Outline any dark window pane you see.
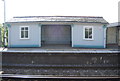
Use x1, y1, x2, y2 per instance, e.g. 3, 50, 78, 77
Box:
89, 28, 92, 38
21, 28, 24, 30
89, 34, 92, 38
25, 31, 28, 38
21, 31, 24, 38
85, 28, 89, 32
25, 27, 28, 30
90, 28, 92, 30
85, 29, 88, 38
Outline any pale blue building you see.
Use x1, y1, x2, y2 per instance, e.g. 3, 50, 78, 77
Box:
6, 16, 108, 48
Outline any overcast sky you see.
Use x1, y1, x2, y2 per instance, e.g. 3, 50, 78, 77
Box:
0, 0, 119, 23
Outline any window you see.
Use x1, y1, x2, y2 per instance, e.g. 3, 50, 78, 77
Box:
83, 26, 93, 40
20, 26, 29, 39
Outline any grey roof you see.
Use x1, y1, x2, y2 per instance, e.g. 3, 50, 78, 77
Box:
6, 16, 108, 24
107, 22, 120, 27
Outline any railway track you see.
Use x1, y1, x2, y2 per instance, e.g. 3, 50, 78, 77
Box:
1, 51, 120, 80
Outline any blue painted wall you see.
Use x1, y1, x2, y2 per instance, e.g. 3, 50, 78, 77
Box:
72, 23, 105, 48
8, 22, 106, 48
8, 23, 41, 47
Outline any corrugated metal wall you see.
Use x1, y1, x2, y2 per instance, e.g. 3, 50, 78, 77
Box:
41, 25, 71, 45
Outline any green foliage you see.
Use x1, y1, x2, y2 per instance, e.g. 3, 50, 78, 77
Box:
0, 24, 3, 47
0, 24, 2, 47
0, 24, 6, 47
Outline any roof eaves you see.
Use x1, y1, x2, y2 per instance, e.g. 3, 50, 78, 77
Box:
6, 21, 108, 24
107, 22, 120, 27
13, 16, 103, 18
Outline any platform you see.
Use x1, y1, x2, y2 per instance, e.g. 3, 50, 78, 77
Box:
0, 44, 120, 53
1, 45, 120, 79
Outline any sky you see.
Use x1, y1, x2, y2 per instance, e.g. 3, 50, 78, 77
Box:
0, 0, 120, 24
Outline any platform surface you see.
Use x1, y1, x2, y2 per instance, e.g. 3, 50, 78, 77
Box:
0, 45, 120, 53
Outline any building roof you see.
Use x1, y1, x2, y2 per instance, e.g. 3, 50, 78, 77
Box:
107, 22, 120, 27
6, 16, 108, 24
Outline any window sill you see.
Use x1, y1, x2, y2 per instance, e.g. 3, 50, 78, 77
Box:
20, 38, 30, 40
83, 39, 94, 41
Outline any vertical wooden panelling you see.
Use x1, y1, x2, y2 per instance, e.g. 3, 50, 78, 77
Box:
107, 27, 117, 44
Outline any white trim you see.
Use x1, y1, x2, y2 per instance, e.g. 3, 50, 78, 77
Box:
104, 27, 107, 48
19, 26, 30, 39
83, 26, 94, 40
39, 25, 41, 47
71, 25, 74, 47
8, 27, 10, 47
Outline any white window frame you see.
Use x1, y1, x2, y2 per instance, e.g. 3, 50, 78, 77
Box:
20, 26, 30, 39
83, 26, 94, 40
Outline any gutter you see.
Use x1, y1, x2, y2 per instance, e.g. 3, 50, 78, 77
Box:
5, 21, 108, 24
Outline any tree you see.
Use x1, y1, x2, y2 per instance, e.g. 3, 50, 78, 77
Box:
0, 24, 2, 47
0, 24, 5, 47
0, 26, 1, 46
